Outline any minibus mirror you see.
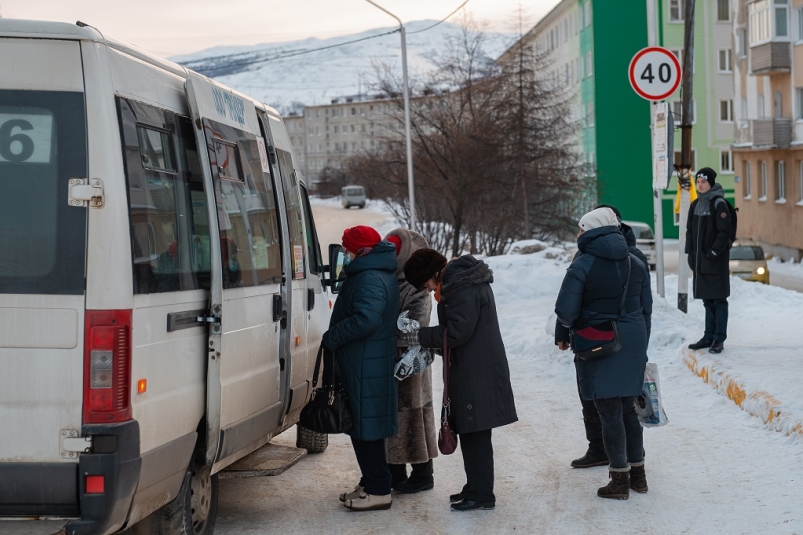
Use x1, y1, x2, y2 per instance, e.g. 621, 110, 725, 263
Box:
327, 244, 347, 294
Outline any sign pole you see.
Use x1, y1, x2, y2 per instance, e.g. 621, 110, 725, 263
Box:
646, 0, 665, 298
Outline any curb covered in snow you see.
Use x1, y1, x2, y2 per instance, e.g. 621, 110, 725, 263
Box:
683, 348, 803, 440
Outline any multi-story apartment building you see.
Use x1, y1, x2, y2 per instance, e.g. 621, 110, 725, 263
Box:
498, 0, 735, 238
283, 96, 401, 189
732, 0, 803, 261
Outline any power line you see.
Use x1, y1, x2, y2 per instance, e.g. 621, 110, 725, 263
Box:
408, 0, 471, 34
185, 1, 472, 76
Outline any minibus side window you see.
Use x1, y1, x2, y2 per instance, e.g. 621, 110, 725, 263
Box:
203, 118, 282, 288
300, 185, 323, 274
118, 98, 211, 294
277, 149, 306, 280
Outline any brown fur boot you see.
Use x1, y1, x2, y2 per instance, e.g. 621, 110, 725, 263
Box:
597, 469, 630, 500
629, 462, 648, 493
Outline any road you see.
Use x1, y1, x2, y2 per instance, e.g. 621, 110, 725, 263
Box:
310, 201, 396, 263
656, 240, 803, 293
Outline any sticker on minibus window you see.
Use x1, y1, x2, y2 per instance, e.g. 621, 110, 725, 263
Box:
256, 136, 270, 173
0, 112, 53, 164
293, 244, 305, 279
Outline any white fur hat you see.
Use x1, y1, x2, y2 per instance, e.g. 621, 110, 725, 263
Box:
578, 207, 620, 231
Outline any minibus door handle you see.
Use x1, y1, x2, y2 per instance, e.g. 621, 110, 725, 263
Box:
307, 288, 315, 311
272, 294, 287, 328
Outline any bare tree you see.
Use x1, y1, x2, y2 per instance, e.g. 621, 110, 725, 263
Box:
348, 16, 590, 255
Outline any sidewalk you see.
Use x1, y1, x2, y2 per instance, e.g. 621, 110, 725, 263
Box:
657, 273, 803, 443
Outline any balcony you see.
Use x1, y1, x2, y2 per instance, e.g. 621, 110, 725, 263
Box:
751, 118, 792, 148
750, 42, 791, 75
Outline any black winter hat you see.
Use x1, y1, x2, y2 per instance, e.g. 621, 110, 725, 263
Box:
696, 167, 717, 187
404, 248, 447, 290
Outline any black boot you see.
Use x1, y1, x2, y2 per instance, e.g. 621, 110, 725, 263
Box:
629, 462, 648, 493
709, 341, 724, 354
395, 460, 434, 494
388, 463, 408, 490
571, 448, 609, 468
689, 338, 713, 350
597, 470, 630, 500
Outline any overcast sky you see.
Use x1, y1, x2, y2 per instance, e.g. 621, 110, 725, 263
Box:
0, 0, 561, 57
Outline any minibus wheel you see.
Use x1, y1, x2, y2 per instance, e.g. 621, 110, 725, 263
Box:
150, 450, 219, 534
296, 425, 329, 453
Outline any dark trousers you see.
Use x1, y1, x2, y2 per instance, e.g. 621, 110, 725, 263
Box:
351, 437, 391, 496
703, 298, 729, 342
594, 397, 644, 470
459, 429, 495, 503
580, 397, 606, 455
388, 460, 433, 486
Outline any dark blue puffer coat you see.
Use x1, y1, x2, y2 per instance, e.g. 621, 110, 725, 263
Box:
322, 241, 400, 441
555, 226, 652, 400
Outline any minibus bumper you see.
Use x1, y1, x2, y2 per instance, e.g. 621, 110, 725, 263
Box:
0, 421, 141, 535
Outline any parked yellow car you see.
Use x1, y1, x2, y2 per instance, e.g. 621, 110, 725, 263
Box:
729, 240, 770, 284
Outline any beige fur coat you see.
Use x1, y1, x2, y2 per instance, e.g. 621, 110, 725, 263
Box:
385, 228, 438, 465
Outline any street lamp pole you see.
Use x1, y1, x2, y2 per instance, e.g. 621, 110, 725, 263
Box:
365, 0, 416, 231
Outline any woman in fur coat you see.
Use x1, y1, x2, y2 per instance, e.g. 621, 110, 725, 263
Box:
384, 229, 438, 493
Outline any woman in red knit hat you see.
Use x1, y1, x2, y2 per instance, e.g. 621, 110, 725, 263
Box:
324, 225, 401, 511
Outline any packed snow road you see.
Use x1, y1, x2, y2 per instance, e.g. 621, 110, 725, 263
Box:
211, 211, 802, 534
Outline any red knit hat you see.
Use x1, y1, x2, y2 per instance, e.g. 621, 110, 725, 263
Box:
342, 225, 381, 253
386, 235, 402, 256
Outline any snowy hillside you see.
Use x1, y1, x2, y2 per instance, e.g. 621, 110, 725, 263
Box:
171, 20, 513, 114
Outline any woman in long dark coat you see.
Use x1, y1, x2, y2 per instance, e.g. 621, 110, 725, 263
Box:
555, 207, 652, 500
322, 225, 400, 511
404, 250, 517, 512
384, 229, 438, 493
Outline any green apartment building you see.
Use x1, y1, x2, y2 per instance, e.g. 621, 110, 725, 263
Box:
501, 0, 735, 238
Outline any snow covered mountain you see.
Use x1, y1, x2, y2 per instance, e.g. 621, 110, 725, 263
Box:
172, 21, 513, 114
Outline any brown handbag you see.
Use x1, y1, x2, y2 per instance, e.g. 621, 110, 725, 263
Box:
438, 329, 458, 455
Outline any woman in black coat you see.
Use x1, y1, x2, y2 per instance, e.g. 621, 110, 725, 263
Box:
555, 207, 652, 500
404, 250, 517, 512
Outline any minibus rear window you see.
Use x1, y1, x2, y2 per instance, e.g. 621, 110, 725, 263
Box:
0, 90, 87, 295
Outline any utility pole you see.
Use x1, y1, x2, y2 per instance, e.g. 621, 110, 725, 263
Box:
677, 0, 695, 313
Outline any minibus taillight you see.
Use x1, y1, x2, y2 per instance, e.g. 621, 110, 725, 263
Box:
83, 310, 132, 424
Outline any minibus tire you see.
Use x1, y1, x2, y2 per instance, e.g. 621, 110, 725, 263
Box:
149, 453, 218, 535
296, 425, 329, 453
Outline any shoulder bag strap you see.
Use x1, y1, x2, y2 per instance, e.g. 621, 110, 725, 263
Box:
442, 329, 450, 405
617, 256, 632, 320
311, 345, 325, 388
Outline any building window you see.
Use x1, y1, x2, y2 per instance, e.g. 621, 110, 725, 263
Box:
718, 49, 733, 72
797, 7, 803, 40
586, 51, 593, 77
744, 161, 752, 198
670, 0, 683, 22
584, 1, 591, 27
796, 88, 803, 120
776, 160, 787, 201
798, 161, 803, 202
740, 97, 749, 127
776, 0, 789, 37
721, 150, 733, 173
720, 100, 734, 122
672, 99, 696, 123
737, 28, 748, 57
587, 101, 595, 127
750, 0, 772, 44
760, 160, 768, 199
757, 94, 766, 118
717, 0, 730, 21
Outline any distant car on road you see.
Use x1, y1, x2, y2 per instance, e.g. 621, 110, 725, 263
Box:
622, 220, 656, 270
342, 185, 366, 209
729, 240, 770, 284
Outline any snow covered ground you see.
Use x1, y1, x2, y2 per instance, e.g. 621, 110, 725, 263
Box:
210, 207, 803, 534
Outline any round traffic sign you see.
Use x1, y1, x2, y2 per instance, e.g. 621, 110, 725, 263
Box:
629, 47, 682, 101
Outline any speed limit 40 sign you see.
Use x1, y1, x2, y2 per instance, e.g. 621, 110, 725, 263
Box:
629, 47, 682, 101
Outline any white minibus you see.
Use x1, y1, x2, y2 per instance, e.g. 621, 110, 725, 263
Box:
0, 19, 341, 535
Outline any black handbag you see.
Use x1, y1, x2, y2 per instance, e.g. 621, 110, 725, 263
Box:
299, 345, 353, 434
571, 256, 632, 361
